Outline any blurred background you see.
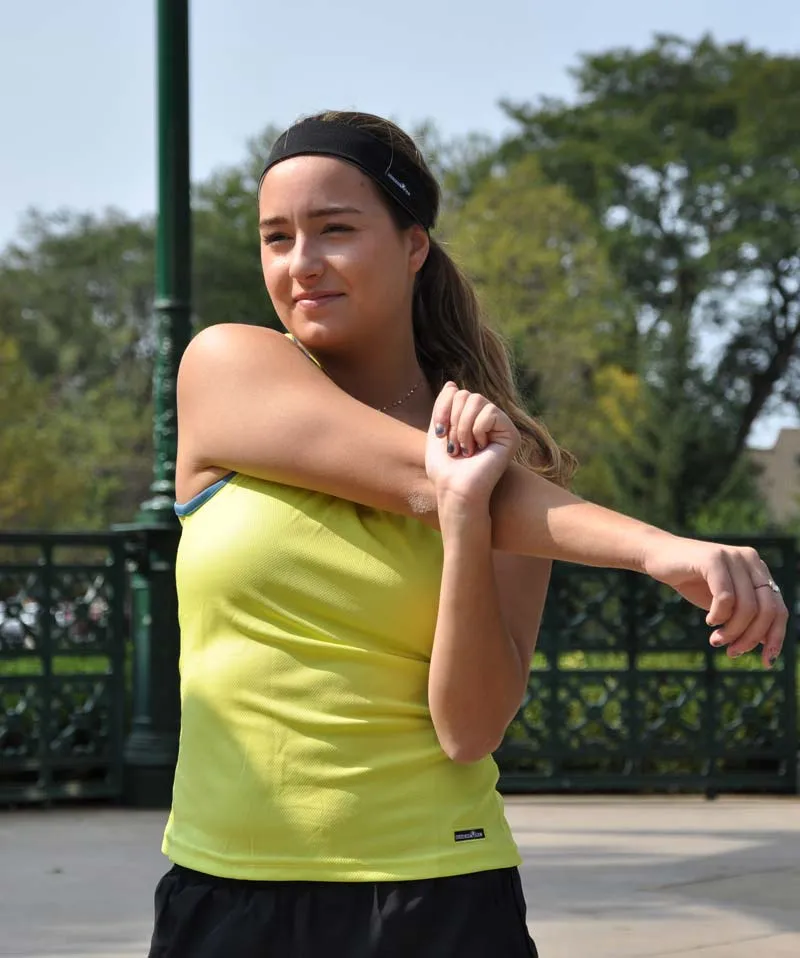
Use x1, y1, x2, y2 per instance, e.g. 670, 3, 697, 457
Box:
2, 0, 799, 533
0, 1, 798, 807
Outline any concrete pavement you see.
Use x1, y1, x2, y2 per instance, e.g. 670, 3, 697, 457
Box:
0, 796, 797, 957
510, 796, 800, 957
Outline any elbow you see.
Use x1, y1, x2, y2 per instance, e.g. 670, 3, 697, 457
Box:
430, 697, 519, 765
407, 477, 439, 528
437, 730, 504, 765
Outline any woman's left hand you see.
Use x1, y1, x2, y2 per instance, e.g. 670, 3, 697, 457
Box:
643, 537, 789, 668
425, 382, 520, 506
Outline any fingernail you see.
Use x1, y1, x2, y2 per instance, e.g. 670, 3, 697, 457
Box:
460, 445, 470, 457
447, 442, 455, 455
769, 653, 779, 666
435, 424, 446, 437
731, 650, 744, 658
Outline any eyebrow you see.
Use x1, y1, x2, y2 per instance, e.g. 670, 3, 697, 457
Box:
259, 206, 364, 228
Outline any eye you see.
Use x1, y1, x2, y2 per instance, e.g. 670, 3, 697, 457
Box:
322, 223, 354, 234
262, 232, 290, 246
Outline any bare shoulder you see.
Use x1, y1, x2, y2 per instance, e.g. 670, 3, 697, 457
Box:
175, 324, 327, 497
177, 323, 326, 425
179, 323, 303, 381
173, 322, 433, 521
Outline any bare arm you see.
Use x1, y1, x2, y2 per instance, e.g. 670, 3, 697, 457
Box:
428, 493, 551, 763
179, 323, 659, 566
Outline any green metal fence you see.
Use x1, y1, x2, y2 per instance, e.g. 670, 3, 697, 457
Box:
497, 537, 798, 793
0, 532, 796, 803
0, 533, 128, 804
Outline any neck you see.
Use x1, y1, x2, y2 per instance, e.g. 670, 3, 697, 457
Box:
315, 327, 432, 424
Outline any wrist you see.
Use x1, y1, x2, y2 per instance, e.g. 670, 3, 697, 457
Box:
639, 527, 682, 576
436, 490, 492, 536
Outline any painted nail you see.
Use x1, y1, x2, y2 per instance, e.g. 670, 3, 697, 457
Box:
447, 442, 455, 455
769, 653, 779, 666
435, 424, 446, 437
460, 445, 470, 457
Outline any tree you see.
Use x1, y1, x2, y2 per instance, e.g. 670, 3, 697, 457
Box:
500, 34, 799, 529
0, 333, 128, 529
444, 155, 639, 500
0, 211, 157, 527
193, 127, 281, 332
0, 209, 156, 396
410, 121, 502, 213
0, 132, 283, 530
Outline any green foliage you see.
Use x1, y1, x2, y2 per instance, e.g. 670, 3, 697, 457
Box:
0, 212, 156, 528
0, 209, 156, 394
193, 127, 282, 332
0, 334, 85, 528
0, 129, 284, 530
410, 121, 502, 213
443, 154, 639, 501
500, 34, 800, 530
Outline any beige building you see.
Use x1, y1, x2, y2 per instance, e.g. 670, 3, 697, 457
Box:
749, 427, 800, 523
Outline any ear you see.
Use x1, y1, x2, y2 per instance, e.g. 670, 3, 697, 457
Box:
407, 224, 430, 276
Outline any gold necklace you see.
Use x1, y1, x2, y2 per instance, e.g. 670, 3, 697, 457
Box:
287, 337, 424, 413
379, 376, 425, 412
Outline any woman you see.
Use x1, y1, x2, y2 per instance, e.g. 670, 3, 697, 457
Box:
148, 111, 787, 957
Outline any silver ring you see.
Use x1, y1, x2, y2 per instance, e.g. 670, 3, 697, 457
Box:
754, 579, 781, 595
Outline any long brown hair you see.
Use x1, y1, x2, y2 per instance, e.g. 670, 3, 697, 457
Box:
307, 110, 577, 487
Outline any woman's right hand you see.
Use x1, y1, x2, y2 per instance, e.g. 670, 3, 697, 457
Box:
425, 382, 520, 507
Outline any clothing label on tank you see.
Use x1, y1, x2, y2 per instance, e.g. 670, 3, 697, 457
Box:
454, 828, 486, 842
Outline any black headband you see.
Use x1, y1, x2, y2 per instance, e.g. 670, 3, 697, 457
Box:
259, 119, 437, 230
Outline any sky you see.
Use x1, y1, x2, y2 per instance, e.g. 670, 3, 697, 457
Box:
3, 0, 798, 442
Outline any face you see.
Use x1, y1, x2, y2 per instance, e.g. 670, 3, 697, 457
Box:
258, 155, 429, 354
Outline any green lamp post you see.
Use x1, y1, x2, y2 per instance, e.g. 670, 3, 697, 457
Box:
117, 0, 191, 807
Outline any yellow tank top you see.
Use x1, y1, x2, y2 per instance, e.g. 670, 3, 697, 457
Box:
163, 351, 521, 882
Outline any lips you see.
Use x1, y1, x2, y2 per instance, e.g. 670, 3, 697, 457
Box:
292, 291, 343, 305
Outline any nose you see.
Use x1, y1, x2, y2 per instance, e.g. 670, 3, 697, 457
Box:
288, 233, 324, 282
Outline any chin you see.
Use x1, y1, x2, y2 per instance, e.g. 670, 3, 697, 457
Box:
289, 317, 355, 354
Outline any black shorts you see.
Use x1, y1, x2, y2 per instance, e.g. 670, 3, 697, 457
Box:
148, 863, 538, 958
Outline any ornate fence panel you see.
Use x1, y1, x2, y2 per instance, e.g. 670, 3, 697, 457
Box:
498, 537, 798, 793
0, 533, 128, 803
0, 532, 796, 802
